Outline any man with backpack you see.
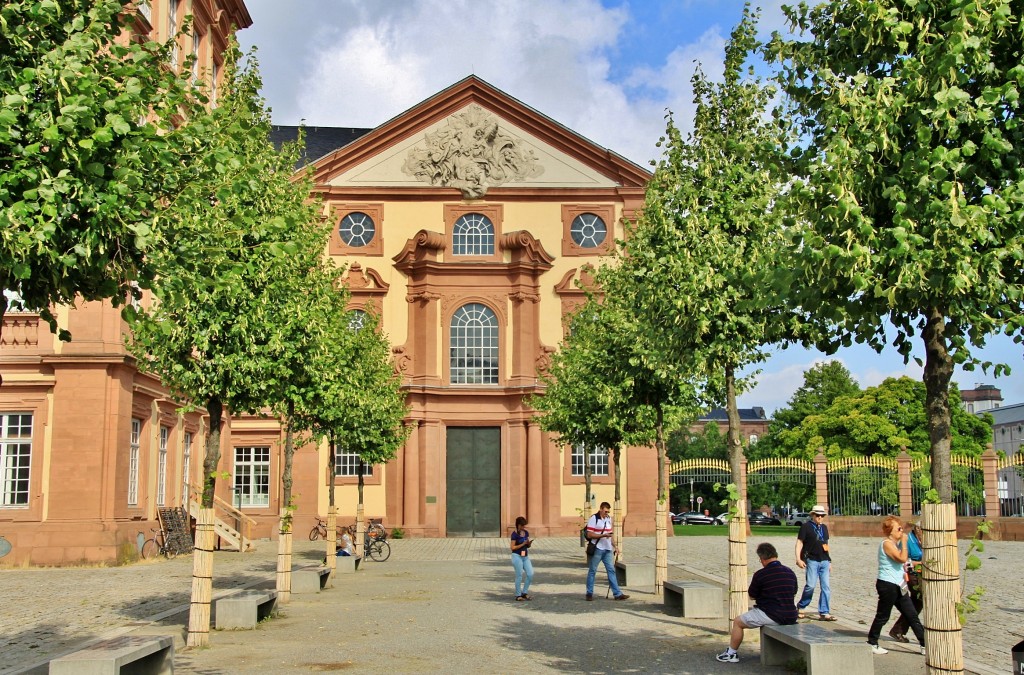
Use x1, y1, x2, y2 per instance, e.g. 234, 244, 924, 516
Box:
584, 502, 629, 601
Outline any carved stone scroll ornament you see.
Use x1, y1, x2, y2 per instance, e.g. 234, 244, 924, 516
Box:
401, 105, 544, 199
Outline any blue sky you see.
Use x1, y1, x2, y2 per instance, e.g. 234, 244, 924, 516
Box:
236, 0, 1024, 415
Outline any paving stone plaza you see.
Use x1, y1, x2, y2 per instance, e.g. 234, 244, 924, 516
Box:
0, 534, 1017, 674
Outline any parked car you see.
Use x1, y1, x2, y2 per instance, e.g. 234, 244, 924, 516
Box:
786, 511, 810, 527
749, 512, 782, 526
713, 512, 730, 525
676, 511, 715, 525
670, 512, 684, 524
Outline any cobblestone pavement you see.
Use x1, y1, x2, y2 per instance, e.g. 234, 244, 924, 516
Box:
0, 534, 1018, 673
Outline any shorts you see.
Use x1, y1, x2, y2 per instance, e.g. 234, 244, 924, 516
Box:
737, 607, 778, 628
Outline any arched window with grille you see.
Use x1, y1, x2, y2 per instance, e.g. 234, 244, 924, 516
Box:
450, 303, 499, 384
452, 213, 494, 256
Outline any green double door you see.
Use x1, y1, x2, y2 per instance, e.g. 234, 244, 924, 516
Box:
446, 427, 501, 537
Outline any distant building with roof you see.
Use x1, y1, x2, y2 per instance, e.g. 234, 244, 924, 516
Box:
960, 383, 1003, 414
691, 407, 770, 447
988, 402, 1024, 515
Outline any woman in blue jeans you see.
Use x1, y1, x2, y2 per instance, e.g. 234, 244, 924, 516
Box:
866, 516, 925, 655
510, 516, 534, 600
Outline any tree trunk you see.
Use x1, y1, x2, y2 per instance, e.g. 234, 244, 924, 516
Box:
188, 398, 223, 646
276, 406, 296, 602
655, 405, 668, 597
922, 502, 961, 674
356, 460, 365, 558
725, 364, 748, 623
200, 397, 223, 508
186, 508, 215, 647
613, 447, 623, 561
922, 308, 954, 503
326, 433, 337, 582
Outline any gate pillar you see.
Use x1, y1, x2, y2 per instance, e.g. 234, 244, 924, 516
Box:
813, 452, 828, 512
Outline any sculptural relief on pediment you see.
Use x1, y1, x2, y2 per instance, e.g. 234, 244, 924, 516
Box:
401, 105, 544, 198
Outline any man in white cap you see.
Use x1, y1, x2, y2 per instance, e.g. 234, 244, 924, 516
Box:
794, 504, 835, 621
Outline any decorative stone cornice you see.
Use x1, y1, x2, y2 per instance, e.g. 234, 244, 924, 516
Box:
393, 230, 447, 268
500, 230, 555, 266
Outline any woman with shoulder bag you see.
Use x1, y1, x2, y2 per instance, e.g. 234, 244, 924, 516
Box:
889, 522, 924, 642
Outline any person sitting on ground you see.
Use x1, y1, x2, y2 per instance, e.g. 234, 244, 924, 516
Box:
717, 542, 798, 664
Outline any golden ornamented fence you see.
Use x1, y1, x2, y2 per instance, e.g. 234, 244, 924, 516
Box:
670, 447, 1010, 531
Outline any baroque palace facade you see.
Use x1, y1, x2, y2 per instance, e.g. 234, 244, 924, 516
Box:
1, 10, 664, 564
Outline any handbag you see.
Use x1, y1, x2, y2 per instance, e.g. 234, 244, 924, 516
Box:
586, 539, 597, 557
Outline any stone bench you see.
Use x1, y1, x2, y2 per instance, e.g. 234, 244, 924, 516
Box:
293, 565, 333, 593
49, 634, 173, 674
662, 580, 723, 618
761, 623, 873, 675
614, 560, 655, 587
334, 554, 360, 574
215, 589, 278, 630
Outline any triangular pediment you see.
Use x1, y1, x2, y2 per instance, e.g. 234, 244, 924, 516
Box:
310, 76, 649, 194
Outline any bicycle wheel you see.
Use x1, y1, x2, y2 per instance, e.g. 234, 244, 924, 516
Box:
367, 540, 391, 562
309, 525, 323, 541
140, 538, 159, 560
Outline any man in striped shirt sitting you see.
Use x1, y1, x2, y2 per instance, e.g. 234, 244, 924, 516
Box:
717, 542, 798, 663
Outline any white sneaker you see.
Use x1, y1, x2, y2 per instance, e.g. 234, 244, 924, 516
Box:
716, 650, 739, 663
870, 644, 888, 655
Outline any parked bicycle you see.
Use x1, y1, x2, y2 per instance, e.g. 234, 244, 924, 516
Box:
140, 527, 177, 559
309, 516, 348, 541
362, 528, 391, 562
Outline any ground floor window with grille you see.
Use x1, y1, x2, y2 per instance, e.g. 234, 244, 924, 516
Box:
335, 446, 372, 477
571, 443, 608, 476
128, 418, 141, 506
1, 413, 32, 506
234, 446, 270, 507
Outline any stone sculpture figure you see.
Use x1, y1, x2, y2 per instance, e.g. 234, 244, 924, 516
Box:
402, 105, 543, 198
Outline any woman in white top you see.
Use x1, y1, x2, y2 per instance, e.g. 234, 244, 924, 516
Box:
866, 515, 925, 655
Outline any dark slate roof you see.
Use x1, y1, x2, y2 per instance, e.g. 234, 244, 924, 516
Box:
269, 125, 373, 169
699, 407, 768, 422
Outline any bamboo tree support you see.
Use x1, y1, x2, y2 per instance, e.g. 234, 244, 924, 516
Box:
355, 504, 365, 559
613, 500, 623, 562
728, 501, 749, 623
325, 507, 337, 587
655, 498, 668, 597
275, 509, 292, 604
186, 508, 215, 647
922, 503, 963, 674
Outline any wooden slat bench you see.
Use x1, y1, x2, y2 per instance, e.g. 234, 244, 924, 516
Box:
215, 589, 278, 630
49, 634, 173, 674
761, 623, 873, 675
662, 580, 723, 618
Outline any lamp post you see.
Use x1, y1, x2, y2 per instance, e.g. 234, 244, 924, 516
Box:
689, 479, 694, 512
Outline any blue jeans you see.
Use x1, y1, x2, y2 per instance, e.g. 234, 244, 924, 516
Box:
586, 548, 623, 597
797, 559, 831, 615
511, 554, 533, 596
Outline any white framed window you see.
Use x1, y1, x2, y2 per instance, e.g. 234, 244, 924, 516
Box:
128, 419, 141, 506
452, 213, 494, 255
347, 309, 367, 331
157, 426, 169, 506
749, 434, 759, 445
571, 443, 608, 477
182, 431, 193, 498
339, 212, 376, 247
137, 0, 151, 22
0, 413, 32, 507
234, 446, 270, 507
334, 446, 372, 477
450, 303, 498, 384
190, 32, 200, 84
211, 61, 219, 107
168, 0, 179, 69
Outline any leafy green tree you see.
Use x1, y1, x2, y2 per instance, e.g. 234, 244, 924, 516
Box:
127, 46, 324, 645
602, 7, 791, 617
1, 0, 196, 342
668, 423, 728, 463
769, 361, 861, 432
765, 0, 1024, 504
776, 377, 991, 461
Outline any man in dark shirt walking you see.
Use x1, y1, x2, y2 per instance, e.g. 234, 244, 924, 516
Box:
717, 542, 798, 664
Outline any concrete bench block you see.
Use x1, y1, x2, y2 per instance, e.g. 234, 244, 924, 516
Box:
215, 590, 278, 630
49, 634, 173, 675
334, 555, 360, 574
293, 566, 332, 593
761, 623, 873, 675
614, 561, 655, 587
663, 580, 723, 618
